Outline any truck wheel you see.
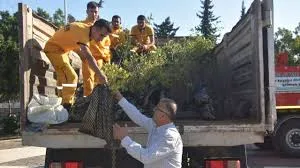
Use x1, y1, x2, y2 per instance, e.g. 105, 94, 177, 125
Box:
276, 119, 300, 157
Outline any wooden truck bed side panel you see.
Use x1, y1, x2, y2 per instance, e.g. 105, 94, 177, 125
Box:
213, 0, 265, 124
18, 3, 82, 131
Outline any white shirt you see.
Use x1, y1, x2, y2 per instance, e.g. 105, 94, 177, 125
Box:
119, 98, 183, 168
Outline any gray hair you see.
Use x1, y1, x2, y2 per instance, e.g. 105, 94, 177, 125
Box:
159, 98, 177, 121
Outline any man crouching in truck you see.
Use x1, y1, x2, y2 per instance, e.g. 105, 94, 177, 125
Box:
43, 19, 111, 110
113, 91, 183, 168
130, 15, 157, 54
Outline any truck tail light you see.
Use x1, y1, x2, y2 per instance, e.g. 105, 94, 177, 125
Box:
50, 161, 83, 168
65, 162, 83, 168
205, 160, 240, 168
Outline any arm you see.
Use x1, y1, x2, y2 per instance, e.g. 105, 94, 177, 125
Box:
130, 27, 139, 46
131, 36, 139, 46
79, 44, 107, 83
147, 35, 155, 48
73, 48, 85, 61
143, 27, 155, 49
121, 133, 176, 164
115, 92, 153, 131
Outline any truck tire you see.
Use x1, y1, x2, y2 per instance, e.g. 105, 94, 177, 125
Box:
275, 119, 300, 157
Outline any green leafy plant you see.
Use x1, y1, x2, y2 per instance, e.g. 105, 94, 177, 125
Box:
2, 114, 19, 134
103, 36, 215, 108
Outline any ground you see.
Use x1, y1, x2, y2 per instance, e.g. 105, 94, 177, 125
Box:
0, 139, 299, 168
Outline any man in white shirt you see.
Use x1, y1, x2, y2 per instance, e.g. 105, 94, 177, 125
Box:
113, 92, 183, 168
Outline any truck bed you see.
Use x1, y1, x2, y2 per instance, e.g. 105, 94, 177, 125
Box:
19, 0, 276, 148
23, 120, 265, 148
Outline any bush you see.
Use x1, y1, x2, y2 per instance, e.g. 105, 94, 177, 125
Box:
102, 36, 215, 108
2, 114, 19, 134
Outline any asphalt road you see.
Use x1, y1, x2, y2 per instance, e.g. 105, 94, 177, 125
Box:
0, 139, 299, 168
246, 144, 300, 168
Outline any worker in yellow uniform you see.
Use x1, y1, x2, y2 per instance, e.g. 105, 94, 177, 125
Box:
81, 37, 111, 97
43, 19, 111, 110
109, 15, 126, 64
130, 15, 156, 54
110, 15, 126, 50
76, 1, 112, 97
81, 1, 99, 25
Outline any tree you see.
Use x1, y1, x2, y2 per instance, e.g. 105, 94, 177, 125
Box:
294, 22, 300, 36
53, 9, 65, 28
154, 17, 179, 38
241, 0, 246, 19
68, 14, 76, 23
36, 7, 52, 22
195, 0, 220, 41
0, 11, 19, 102
275, 28, 294, 54
0, 11, 18, 42
293, 36, 300, 57
274, 27, 300, 65
99, 0, 104, 8
146, 13, 154, 26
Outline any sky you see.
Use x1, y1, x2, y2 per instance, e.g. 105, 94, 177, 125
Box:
0, 0, 300, 39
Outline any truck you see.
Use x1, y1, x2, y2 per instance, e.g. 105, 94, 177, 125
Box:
255, 52, 300, 157
18, 0, 276, 167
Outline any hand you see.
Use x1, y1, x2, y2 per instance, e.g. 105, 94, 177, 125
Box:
142, 45, 149, 50
113, 91, 123, 101
113, 123, 128, 140
137, 43, 143, 50
99, 73, 108, 84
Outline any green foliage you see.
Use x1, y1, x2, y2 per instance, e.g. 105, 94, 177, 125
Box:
293, 36, 300, 56
68, 14, 76, 23
275, 25, 300, 65
146, 13, 154, 26
241, 0, 246, 19
154, 17, 180, 38
53, 9, 65, 28
0, 11, 18, 42
0, 11, 19, 102
294, 22, 300, 36
99, 0, 104, 8
275, 28, 294, 54
103, 36, 214, 104
2, 114, 19, 134
195, 0, 220, 41
35, 8, 76, 26
36, 7, 52, 22
102, 63, 130, 93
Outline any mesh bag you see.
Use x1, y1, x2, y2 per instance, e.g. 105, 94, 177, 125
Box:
70, 96, 91, 121
78, 84, 114, 143
79, 84, 120, 168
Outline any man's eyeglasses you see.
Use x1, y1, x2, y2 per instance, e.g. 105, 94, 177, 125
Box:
153, 106, 170, 118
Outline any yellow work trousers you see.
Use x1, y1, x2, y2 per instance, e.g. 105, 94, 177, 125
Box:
44, 43, 78, 104
82, 58, 104, 97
